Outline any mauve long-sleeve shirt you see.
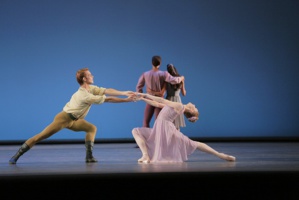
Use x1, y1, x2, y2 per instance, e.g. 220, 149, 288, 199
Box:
136, 70, 182, 94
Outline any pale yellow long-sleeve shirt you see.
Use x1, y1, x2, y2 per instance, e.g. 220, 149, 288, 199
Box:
63, 85, 106, 119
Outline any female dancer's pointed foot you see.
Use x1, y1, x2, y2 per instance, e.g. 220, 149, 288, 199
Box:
138, 154, 150, 163
219, 153, 236, 162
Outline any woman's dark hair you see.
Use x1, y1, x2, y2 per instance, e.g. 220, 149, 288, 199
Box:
167, 64, 182, 91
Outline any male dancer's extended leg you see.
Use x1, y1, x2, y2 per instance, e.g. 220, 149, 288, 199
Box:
9, 112, 70, 164
68, 119, 98, 163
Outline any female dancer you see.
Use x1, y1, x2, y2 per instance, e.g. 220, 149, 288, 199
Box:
132, 93, 236, 163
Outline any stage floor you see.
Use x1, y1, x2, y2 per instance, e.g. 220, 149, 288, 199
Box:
1, 142, 299, 175
1, 142, 299, 199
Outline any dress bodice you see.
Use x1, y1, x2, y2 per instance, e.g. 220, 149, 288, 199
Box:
157, 105, 184, 123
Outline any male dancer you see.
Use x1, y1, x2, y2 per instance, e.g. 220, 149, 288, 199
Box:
9, 68, 135, 164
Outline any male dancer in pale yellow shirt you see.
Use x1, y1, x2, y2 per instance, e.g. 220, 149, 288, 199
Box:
9, 67, 135, 164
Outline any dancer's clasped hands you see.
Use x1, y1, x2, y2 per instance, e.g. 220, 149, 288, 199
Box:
132, 92, 147, 102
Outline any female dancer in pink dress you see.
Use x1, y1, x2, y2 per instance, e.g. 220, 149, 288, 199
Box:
132, 93, 236, 163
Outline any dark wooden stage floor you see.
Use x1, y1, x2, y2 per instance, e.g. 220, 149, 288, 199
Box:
1, 141, 299, 199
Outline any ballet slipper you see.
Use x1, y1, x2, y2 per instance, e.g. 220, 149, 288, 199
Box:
227, 155, 236, 162
138, 154, 150, 163
219, 153, 236, 162
142, 159, 150, 163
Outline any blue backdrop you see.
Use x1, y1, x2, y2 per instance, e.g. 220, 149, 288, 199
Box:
1, 0, 298, 142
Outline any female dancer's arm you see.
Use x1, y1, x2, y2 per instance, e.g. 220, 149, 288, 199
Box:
137, 93, 180, 109
138, 97, 164, 108
181, 80, 186, 96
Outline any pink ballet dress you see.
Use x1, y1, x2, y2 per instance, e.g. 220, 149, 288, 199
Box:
134, 105, 198, 162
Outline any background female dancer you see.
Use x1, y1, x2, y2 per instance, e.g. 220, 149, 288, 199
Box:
165, 63, 187, 130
